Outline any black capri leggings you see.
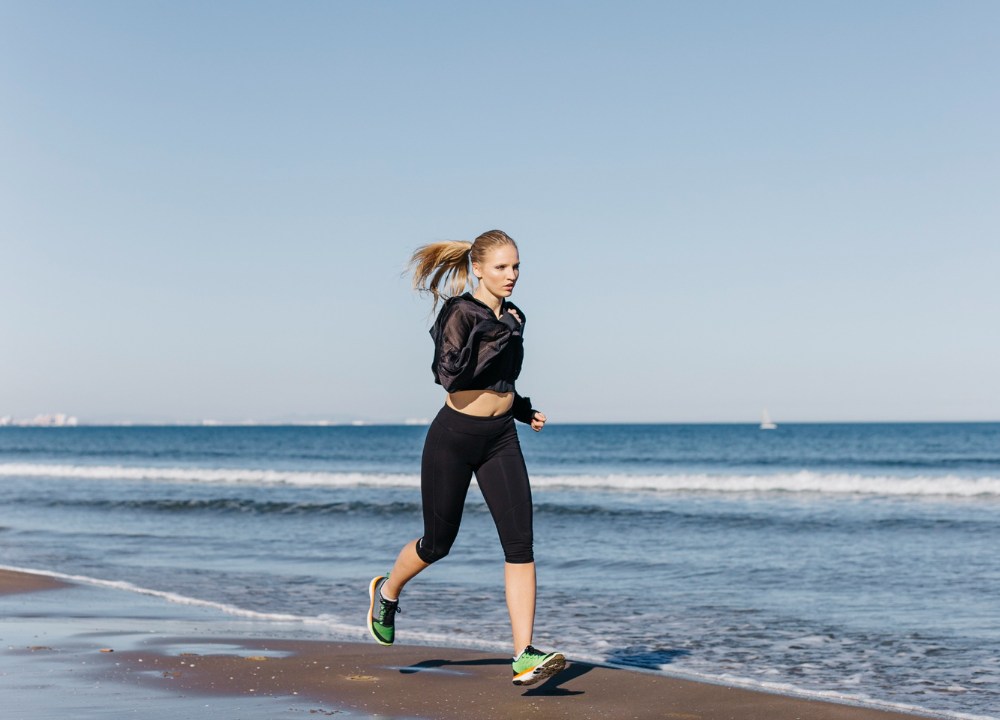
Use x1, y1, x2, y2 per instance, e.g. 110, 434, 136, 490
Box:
415, 404, 534, 565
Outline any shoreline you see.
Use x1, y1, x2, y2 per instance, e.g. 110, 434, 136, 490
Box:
0, 568, 940, 720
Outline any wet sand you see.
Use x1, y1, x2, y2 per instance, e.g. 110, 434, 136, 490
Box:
1, 569, 934, 720
0, 568, 68, 595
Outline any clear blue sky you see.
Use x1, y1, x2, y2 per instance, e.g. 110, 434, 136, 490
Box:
2, 1, 997, 424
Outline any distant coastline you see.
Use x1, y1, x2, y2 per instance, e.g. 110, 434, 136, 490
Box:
0, 416, 432, 428
0, 413, 78, 427
2, 418, 997, 427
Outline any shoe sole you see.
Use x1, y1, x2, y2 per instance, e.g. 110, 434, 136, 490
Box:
512, 653, 566, 686
367, 575, 393, 646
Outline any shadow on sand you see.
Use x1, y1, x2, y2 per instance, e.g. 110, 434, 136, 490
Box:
397, 655, 594, 697
398, 656, 510, 674
397, 645, 689, 691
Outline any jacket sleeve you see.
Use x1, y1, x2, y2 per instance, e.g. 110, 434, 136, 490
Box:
433, 303, 522, 392
512, 393, 535, 424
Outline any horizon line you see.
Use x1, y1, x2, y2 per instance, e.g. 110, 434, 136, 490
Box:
2, 419, 998, 428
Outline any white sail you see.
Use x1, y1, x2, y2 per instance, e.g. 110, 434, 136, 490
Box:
760, 408, 777, 430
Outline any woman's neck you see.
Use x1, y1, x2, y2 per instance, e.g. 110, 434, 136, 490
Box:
473, 286, 503, 317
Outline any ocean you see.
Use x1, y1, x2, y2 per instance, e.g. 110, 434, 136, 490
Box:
1, 422, 998, 719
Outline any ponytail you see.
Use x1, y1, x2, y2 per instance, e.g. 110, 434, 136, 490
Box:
408, 241, 474, 310
408, 230, 518, 310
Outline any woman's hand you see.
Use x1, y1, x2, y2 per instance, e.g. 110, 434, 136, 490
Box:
530, 411, 547, 432
506, 308, 522, 325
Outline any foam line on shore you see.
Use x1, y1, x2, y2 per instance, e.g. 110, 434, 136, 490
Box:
0, 563, 511, 653
0, 563, 517, 660
0, 563, 356, 637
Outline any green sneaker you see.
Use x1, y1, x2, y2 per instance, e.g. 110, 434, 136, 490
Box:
511, 645, 566, 686
367, 575, 399, 646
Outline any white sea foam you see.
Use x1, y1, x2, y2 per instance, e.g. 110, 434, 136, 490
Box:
531, 471, 1000, 497
0, 463, 418, 488
2, 462, 999, 497
0, 563, 361, 637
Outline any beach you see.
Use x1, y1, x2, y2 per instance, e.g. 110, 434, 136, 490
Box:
2, 423, 997, 719
6, 0, 998, 715
2, 568, 936, 720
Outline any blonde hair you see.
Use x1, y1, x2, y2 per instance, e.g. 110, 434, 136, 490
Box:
409, 230, 517, 309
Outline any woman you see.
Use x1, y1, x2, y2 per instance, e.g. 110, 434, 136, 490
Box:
366, 229, 565, 687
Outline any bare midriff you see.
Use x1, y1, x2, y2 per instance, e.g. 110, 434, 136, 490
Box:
446, 389, 514, 417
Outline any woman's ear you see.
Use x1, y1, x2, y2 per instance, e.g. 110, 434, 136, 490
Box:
471, 262, 482, 280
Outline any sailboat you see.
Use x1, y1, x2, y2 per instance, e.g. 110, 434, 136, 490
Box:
760, 408, 777, 430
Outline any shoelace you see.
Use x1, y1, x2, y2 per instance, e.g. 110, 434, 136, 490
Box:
517, 645, 545, 663
378, 596, 401, 623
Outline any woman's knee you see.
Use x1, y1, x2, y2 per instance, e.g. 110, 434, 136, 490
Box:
415, 536, 452, 564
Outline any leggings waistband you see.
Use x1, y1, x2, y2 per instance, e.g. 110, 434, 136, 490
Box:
435, 403, 514, 435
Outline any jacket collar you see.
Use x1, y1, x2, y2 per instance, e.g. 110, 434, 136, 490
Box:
459, 292, 505, 317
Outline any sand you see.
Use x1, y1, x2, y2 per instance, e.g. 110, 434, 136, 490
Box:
1, 569, 934, 720
0, 568, 68, 595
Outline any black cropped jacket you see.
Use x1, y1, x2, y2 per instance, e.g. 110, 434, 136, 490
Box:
430, 293, 536, 424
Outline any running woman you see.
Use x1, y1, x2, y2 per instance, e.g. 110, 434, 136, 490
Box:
366, 229, 566, 687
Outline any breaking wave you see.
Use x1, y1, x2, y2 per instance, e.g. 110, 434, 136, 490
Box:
2, 462, 998, 497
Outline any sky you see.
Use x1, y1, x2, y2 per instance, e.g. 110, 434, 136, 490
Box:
1, 1, 997, 424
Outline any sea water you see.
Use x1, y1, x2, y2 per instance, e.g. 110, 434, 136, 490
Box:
1, 422, 998, 719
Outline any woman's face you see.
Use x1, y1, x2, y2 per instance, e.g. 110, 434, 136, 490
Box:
473, 244, 520, 299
